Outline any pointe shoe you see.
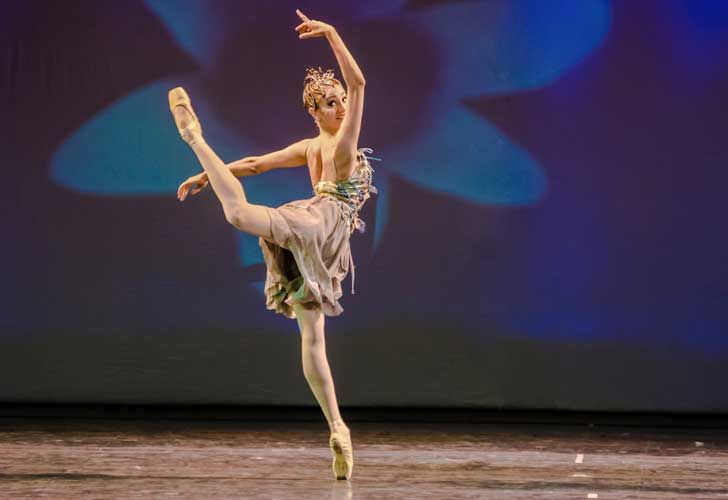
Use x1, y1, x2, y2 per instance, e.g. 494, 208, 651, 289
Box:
329, 426, 353, 480
168, 86, 202, 144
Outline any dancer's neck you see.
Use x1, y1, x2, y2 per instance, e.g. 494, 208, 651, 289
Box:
318, 129, 338, 140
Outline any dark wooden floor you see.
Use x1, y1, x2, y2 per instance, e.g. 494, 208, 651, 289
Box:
1, 410, 728, 499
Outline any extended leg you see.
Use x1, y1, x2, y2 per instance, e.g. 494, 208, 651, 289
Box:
173, 106, 272, 239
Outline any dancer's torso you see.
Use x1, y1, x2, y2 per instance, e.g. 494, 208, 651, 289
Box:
305, 137, 357, 186
312, 146, 376, 234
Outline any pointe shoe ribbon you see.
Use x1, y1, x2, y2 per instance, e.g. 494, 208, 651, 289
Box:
329, 427, 354, 480
168, 86, 202, 144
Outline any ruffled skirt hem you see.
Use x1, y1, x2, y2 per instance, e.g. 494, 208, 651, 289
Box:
258, 195, 351, 319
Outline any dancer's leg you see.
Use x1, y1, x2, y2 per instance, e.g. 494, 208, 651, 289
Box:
174, 107, 272, 239
294, 305, 354, 480
293, 304, 348, 433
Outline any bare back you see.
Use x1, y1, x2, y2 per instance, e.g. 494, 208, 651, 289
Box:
305, 137, 357, 187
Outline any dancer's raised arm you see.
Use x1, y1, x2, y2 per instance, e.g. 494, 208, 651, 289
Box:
296, 10, 365, 158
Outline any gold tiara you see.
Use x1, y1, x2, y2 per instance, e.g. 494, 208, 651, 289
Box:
302, 67, 339, 109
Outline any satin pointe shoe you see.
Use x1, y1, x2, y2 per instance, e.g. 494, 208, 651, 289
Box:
329, 425, 354, 480
168, 86, 202, 144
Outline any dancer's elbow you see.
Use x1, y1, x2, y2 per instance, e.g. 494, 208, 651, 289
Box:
349, 76, 365, 88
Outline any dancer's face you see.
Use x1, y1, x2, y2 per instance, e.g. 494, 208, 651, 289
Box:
309, 83, 347, 133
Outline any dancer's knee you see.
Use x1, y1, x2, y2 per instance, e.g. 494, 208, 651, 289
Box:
225, 203, 262, 234
223, 203, 246, 228
225, 203, 274, 239
295, 307, 325, 342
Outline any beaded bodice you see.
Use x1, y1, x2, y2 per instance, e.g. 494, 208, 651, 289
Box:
314, 148, 378, 233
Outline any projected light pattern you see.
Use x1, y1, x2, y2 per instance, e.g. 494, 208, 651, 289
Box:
50, 79, 248, 195
41, 1, 728, 351
466, 0, 728, 347
51, 0, 609, 267
7, 0, 728, 412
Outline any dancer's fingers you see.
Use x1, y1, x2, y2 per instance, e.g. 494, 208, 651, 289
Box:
295, 22, 308, 32
296, 9, 310, 22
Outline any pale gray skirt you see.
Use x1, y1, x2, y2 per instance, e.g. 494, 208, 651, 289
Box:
259, 195, 352, 319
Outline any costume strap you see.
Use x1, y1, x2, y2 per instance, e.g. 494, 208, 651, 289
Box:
349, 251, 356, 295
358, 147, 382, 162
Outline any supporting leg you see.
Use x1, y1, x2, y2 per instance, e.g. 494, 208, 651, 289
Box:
293, 304, 346, 432
293, 304, 353, 480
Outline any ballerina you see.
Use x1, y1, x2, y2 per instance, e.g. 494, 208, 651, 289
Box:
170, 9, 374, 480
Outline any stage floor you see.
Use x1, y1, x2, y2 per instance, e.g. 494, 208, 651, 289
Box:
1, 414, 727, 499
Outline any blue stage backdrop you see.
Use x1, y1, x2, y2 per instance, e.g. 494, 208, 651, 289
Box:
3, 0, 728, 411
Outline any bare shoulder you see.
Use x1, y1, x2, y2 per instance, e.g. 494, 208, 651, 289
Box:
293, 137, 315, 154
304, 136, 318, 151
284, 137, 315, 166
303, 137, 318, 161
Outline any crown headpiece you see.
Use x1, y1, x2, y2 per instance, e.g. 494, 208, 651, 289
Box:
302, 67, 339, 109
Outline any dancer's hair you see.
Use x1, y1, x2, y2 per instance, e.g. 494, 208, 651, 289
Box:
302, 67, 342, 110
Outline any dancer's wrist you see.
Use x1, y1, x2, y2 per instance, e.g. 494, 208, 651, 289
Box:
324, 27, 339, 43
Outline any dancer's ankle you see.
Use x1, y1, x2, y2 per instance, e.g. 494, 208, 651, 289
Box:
183, 128, 203, 147
331, 419, 348, 433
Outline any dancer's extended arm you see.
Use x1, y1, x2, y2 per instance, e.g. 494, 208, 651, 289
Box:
177, 138, 311, 201
296, 10, 365, 160
228, 138, 311, 176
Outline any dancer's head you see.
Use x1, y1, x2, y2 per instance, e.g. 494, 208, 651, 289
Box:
303, 67, 346, 134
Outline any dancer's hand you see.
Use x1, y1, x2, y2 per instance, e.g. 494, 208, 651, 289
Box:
177, 172, 208, 201
295, 9, 334, 39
